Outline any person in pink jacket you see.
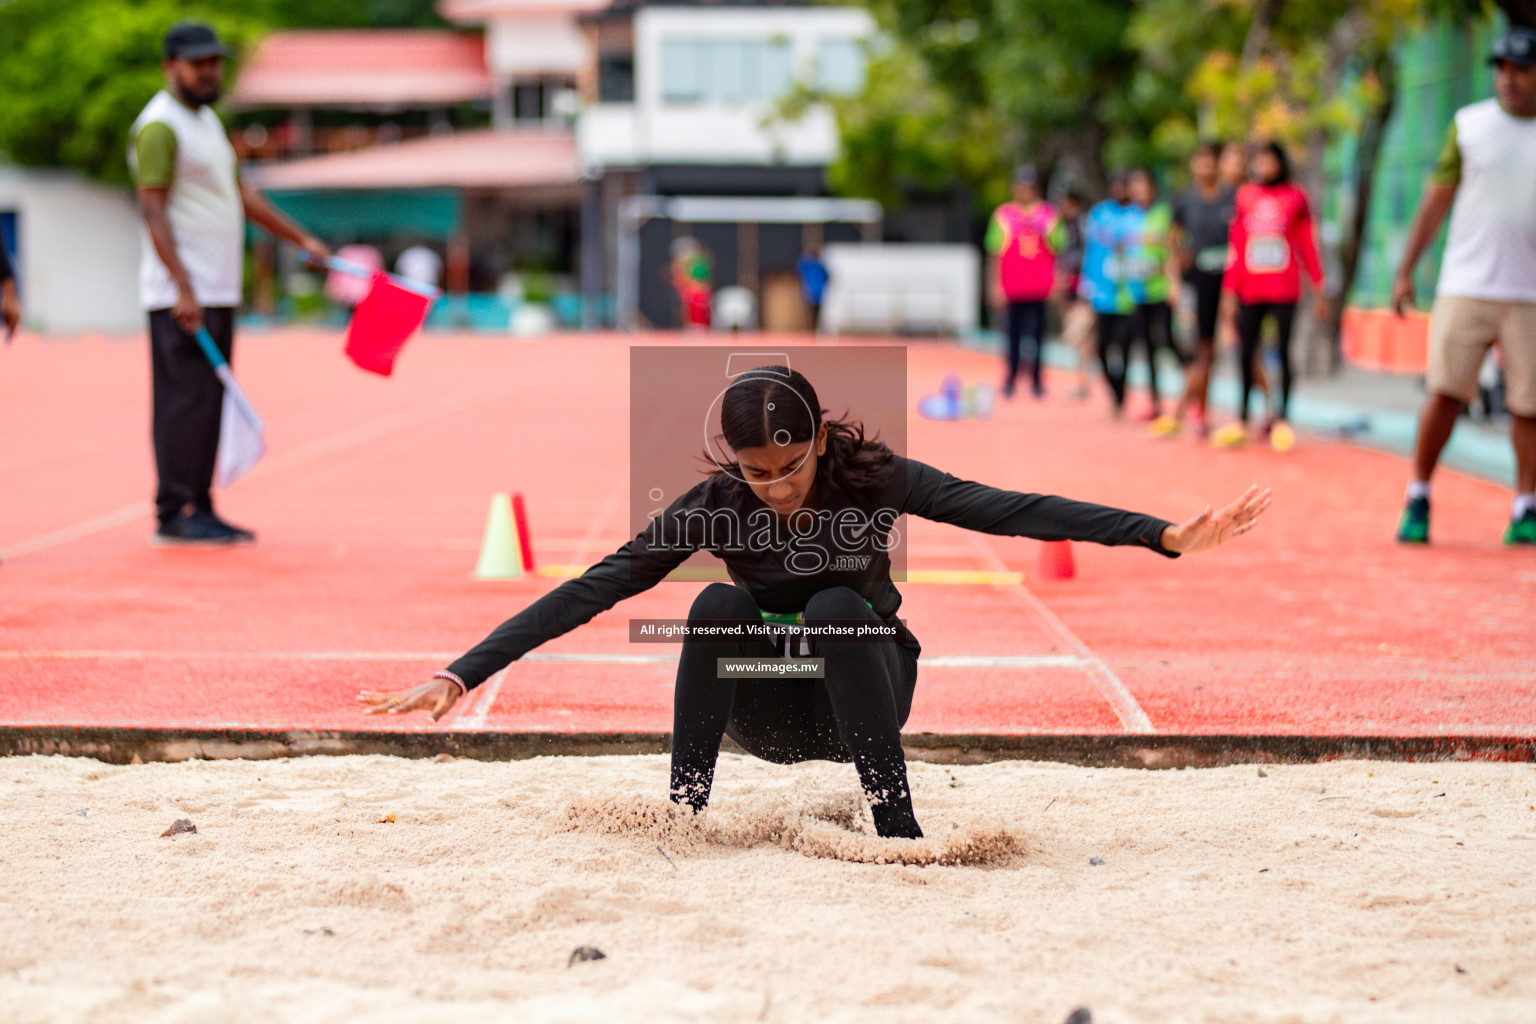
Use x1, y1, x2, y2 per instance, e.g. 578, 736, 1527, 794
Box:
987, 165, 1066, 398
1213, 142, 1326, 451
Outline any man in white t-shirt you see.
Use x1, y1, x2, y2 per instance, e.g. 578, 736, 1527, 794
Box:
1393, 27, 1536, 546
130, 23, 330, 546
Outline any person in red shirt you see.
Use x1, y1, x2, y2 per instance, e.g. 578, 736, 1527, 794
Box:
1214, 141, 1326, 451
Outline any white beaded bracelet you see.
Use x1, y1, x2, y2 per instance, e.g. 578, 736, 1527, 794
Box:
431, 670, 468, 696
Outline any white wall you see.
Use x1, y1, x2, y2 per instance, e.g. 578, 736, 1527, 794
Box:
578, 6, 875, 170
0, 170, 142, 333
821, 244, 979, 336
486, 14, 589, 77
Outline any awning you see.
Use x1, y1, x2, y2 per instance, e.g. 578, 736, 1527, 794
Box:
246, 130, 580, 191
258, 189, 462, 240
229, 30, 492, 109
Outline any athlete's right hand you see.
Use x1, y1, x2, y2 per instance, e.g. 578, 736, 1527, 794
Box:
1391, 272, 1415, 318
173, 289, 203, 334
357, 677, 461, 722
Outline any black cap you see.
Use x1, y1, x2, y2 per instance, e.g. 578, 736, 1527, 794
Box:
164, 23, 231, 61
1489, 26, 1536, 68
1012, 164, 1039, 186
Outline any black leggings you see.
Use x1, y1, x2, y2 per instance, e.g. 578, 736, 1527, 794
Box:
1003, 300, 1046, 396
669, 583, 922, 838
1237, 301, 1296, 424
1132, 302, 1174, 409
1096, 312, 1132, 411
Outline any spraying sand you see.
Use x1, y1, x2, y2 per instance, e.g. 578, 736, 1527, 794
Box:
2, 752, 1534, 1024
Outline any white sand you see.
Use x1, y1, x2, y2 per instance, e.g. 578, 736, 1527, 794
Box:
2, 753, 1534, 1024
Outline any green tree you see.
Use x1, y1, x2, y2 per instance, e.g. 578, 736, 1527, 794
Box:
0, 0, 445, 185
815, 41, 1015, 217
821, 0, 1220, 216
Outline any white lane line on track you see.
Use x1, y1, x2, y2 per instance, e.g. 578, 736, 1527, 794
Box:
566, 489, 625, 569
0, 501, 153, 561
964, 532, 1156, 733
452, 668, 508, 730
1, 650, 1087, 669
241, 384, 495, 483
0, 384, 498, 563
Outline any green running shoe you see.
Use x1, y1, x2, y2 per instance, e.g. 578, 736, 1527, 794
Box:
1503, 508, 1536, 546
1396, 496, 1430, 544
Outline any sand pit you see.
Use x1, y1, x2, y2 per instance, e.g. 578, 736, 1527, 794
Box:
2, 753, 1534, 1024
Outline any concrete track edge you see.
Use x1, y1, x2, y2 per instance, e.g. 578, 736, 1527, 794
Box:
2, 726, 1532, 768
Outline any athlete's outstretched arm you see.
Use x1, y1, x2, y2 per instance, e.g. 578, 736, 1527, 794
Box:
898, 457, 1269, 556
358, 498, 701, 720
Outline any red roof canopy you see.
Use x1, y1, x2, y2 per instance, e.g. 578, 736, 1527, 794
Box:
230, 30, 492, 109
247, 129, 579, 191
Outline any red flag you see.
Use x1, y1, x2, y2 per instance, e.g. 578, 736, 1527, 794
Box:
344, 272, 433, 377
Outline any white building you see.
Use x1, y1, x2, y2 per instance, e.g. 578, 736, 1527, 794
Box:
577, 5, 873, 169
0, 169, 142, 334
441, 0, 603, 126
566, 1, 875, 328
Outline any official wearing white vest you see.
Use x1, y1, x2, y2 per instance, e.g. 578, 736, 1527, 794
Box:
1392, 26, 1536, 547
130, 23, 330, 546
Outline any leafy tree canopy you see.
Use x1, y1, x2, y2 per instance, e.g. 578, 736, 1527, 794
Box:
0, 0, 445, 185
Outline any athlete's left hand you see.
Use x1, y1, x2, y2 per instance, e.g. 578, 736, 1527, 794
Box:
357, 676, 461, 721
1159, 485, 1271, 555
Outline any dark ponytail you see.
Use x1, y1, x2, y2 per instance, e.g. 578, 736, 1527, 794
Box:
707, 365, 894, 496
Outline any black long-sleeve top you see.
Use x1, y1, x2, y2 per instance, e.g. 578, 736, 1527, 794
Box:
0, 242, 14, 284
446, 456, 1178, 688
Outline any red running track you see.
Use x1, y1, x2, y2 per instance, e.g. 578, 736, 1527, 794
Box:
1, 329, 1533, 744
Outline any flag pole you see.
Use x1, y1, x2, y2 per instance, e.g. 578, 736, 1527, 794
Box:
194, 327, 265, 433
303, 250, 442, 300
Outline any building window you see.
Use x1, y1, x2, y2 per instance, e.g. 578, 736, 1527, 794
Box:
514, 81, 546, 121
660, 38, 795, 105
599, 56, 635, 103
816, 39, 865, 96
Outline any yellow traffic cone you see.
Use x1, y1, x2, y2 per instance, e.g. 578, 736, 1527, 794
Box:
474, 492, 524, 579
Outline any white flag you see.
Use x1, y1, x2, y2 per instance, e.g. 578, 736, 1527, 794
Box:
214, 366, 266, 489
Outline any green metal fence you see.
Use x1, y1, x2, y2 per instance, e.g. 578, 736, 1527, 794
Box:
1326, 17, 1499, 310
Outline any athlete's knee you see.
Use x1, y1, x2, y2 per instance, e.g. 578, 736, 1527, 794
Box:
803, 586, 868, 621
688, 582, 757, 621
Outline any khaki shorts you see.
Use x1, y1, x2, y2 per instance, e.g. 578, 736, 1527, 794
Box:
1427, 295, 1536, 416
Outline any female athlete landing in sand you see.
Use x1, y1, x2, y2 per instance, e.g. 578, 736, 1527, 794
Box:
360, 366, 1269, 839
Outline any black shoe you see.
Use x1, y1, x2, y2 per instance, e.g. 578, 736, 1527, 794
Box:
206, 512, 256, 544
154, 510, 239, 547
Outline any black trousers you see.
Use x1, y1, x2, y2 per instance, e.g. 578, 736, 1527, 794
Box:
1131, 302, 1173, 410
1003, 299, 1047, 396
1237, 301, 1297, 424
149, 307, 235, 524
669, 583, 922, 838
1096, 311, 1133, 411
1188, 270, 1224, 343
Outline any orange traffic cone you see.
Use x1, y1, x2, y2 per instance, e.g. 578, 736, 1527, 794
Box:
1036, 540, 1076, 580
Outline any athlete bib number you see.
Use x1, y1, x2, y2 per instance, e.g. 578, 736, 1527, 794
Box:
1245, 235, 1290, 272
1125, 255, 1160, 280
1195, 245, 1229, 273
